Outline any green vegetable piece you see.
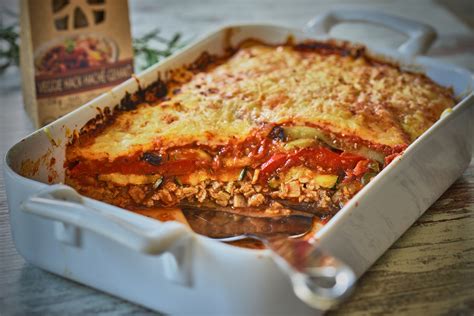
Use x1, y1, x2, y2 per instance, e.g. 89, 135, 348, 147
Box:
361, 172, 378, 185
153, 177, 163, 189
284, 138, 316, 150
367, 161, 380, 172
238, 167, 248, 181
174, 177, 183, 186
314, 174, 338, 189
268, 177, 280, 189
354, 147, 385, 163
283, 126, 323, 140
283, 126, 338, 149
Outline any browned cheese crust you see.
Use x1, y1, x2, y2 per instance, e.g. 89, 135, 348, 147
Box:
65, 40, 455, 219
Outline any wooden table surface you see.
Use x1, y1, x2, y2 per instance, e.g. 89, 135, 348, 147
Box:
1, 0, 473, 315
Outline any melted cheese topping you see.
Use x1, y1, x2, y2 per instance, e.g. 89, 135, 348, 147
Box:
70, 44, 454, 161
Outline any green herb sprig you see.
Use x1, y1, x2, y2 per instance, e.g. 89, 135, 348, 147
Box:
133, 28, 186, 71
0, 9, 20, 74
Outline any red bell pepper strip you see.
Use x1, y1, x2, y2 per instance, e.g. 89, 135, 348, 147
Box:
352, 160, 369, 177
258, 147, 367, 182
259, 153, 288, 180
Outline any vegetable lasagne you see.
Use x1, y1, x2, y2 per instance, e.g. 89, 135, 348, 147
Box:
65, 40, 455, 221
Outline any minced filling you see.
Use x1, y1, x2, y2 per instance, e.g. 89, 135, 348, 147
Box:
66, 163, 374, 218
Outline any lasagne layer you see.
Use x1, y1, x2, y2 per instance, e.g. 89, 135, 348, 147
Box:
65, 40, 455, 218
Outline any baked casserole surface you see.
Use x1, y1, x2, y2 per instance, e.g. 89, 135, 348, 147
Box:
65, 40, 455, 223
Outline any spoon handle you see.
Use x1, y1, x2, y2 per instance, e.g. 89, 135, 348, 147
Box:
263, 237, 356, 310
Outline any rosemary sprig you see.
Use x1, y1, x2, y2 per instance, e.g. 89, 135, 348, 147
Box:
0, 9, 20, 74
133, 28, 186, 71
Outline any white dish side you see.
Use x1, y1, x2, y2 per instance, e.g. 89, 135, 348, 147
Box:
4, 14, 474, 315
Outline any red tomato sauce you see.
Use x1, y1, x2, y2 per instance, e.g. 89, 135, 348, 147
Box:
68, 129, 380, 181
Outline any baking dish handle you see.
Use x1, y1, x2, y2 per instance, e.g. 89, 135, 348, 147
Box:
305, 10, 437, 57
267, 237, 356, 310
21, 184, 191, 255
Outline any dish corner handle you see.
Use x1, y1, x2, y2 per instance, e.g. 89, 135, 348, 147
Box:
20, 184, 191, 256
304, 10, 437, 57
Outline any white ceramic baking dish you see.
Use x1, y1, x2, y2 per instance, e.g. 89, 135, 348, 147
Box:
4, 10, 474, 315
